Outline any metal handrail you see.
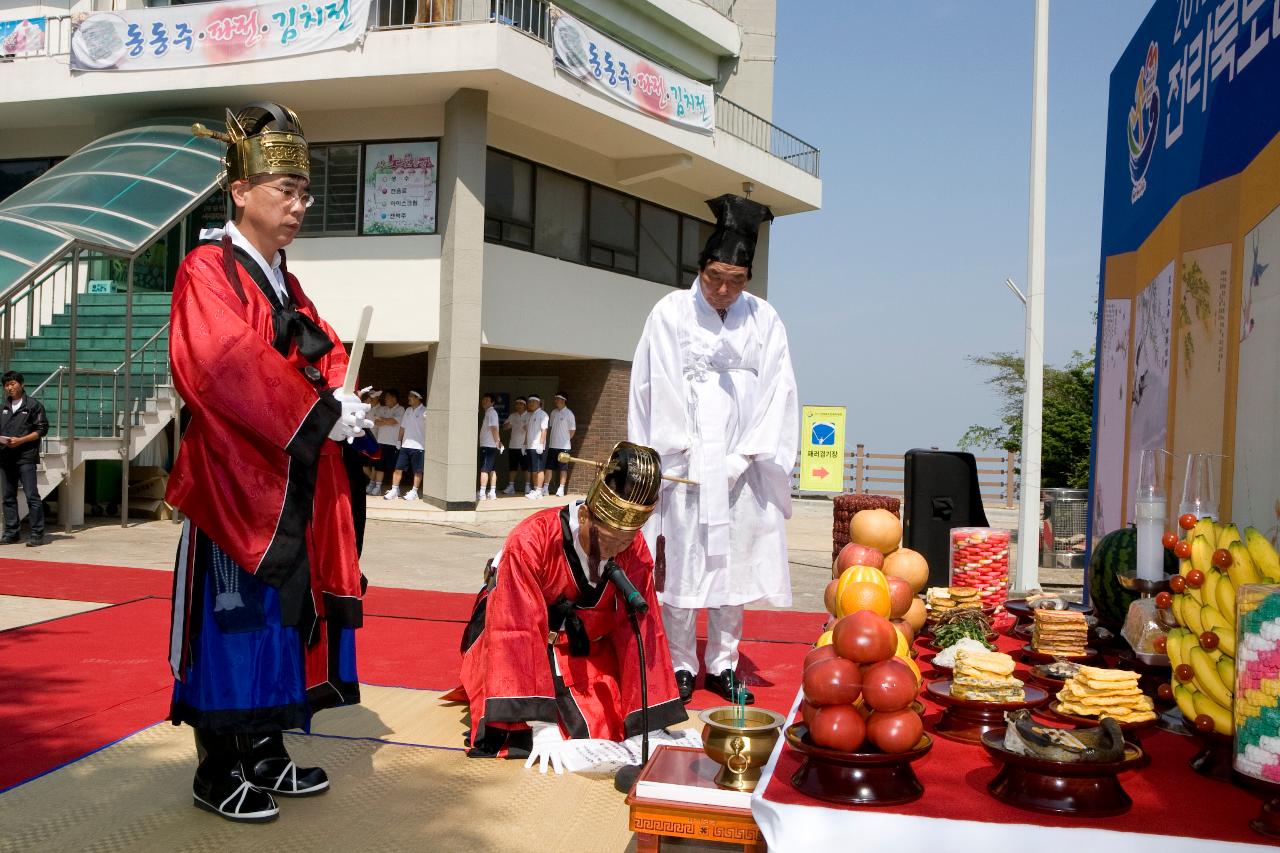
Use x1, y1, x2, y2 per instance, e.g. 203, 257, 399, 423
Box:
715, 98, 821, 177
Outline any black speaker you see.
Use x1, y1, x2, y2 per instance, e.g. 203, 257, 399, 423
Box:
902, 450, 991, 589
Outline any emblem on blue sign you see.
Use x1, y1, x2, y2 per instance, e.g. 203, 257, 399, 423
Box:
811, 422, 836, 446
1127, 42, 1159, 204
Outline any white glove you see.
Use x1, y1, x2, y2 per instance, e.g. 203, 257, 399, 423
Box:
524, 722, 568, 775
329, 391, 374, 442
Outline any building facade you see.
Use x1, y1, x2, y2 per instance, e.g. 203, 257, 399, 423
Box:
0, 0, 821, 510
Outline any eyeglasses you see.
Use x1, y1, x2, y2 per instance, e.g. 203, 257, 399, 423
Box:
257, 183, 315, 209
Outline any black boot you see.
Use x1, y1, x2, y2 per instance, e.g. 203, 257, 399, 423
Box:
674, 670, 695, 704
241, 733, 329, 797
192, 730, 279, 823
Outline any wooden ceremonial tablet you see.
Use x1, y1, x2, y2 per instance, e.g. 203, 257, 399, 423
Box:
981, 729, 1144, 817
785, 723, 932, 806
926, 680, 1050, 745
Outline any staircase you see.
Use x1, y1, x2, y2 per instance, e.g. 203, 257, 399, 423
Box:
4, 291, 177, 511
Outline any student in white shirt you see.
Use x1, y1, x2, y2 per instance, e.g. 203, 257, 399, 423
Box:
546, 392, 577, 497
384, 389, 426, 501
477, 393, 503, 501
502, 397, 530, 495
367, 388, 405, 496
524, 395, 550, 499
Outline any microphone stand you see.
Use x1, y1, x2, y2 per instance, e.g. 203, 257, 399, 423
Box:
613, 595, 650, 794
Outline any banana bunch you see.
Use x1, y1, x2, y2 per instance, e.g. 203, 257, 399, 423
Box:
1160, 517, 1280, 737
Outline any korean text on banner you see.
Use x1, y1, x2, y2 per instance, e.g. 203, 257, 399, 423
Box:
69, 0, 371, 72
548, 6, 714, 135
800, 405, 845, 493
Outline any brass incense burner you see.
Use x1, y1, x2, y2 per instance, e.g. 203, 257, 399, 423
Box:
698, 706, 785, 792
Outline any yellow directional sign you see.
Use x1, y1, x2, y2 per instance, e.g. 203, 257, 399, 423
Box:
799, 405, 846, 492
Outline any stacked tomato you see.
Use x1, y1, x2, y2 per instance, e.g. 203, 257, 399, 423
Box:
799, 611, 925, 754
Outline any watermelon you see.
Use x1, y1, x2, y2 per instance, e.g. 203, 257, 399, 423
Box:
1088, 525, 1177, 626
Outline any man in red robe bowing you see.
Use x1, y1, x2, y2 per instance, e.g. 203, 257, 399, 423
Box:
457, 442, 691, 773
166, 102, 373, 823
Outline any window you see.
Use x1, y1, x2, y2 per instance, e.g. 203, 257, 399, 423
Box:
482, 148, 710, 288
681, 216, 714, 281
0, 158, 58, 203
639, 203, 679, 286
485, 150, 533, 248
300, 143, 361, 236
588, 186, 637, 274
534, 168, 586, 263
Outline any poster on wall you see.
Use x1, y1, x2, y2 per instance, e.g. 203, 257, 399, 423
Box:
1125, 261, 1173, 524
0, 17, 45, 55
1093, 298, 1131, 541
361, 141, 438, 235
68, 0, 371, 72
1170, 244, 1231, 507
1233, 207, 1280, 544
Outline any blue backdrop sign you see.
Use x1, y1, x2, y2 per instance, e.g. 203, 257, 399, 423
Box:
1101, 0, 1280, 258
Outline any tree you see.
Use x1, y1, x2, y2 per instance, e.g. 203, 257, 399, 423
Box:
959, 350, 1094, 489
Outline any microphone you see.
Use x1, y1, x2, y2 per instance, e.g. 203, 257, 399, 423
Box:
602, 560, 648, 614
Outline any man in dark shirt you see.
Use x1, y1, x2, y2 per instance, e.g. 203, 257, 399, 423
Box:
0, 371, 49, 546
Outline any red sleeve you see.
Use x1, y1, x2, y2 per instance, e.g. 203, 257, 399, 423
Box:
169, 250, 339, 464
478, 527, 561, 726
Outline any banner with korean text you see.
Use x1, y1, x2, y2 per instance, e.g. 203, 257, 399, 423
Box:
548, 6, 714, 134
1090, 0, 1280, 549
799, 406, 846, 493
69, 0, 371, 72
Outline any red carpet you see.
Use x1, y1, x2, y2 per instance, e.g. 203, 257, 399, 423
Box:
0, 558, 814, 792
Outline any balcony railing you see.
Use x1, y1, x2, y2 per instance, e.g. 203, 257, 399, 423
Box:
12, 0, 820, 178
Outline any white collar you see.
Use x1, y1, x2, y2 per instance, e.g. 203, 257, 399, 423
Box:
565, 500, 599, 586
200, 221, 287, 302
8, 397, 23, 410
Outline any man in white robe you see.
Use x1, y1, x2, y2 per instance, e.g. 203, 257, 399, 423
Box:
627, 194, 798, 705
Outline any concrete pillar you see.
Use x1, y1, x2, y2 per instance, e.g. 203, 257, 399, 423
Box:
425, 88, 488, 510
60, 462, 85, 531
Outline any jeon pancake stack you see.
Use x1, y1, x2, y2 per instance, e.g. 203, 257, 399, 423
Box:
927, 587, 982, 625
1055, 666, 1156, 723
1032, 608, 1088, 657
951, 649, 1025, 703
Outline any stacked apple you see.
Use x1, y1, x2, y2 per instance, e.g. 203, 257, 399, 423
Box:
1155, 515, 1280, 736
800, 611, 925, 754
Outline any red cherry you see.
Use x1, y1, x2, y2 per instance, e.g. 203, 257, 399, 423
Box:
1193, 714, 1215, 734
1186, 569, 1205, 589
1174, 541, 1192, 560
1155, 591, 1173, 610
1157, 683, 1173, 700
1154, 634, 1168, 653
1212, 549, 1233, 570
1200, 631, 1220, 651
1176, 664, 1195, 683
1162, 531, 1179, 550
1169, 575, 1186, 593
1179, 514, 1198, 531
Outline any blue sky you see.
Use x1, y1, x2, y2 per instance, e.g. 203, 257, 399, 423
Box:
767, 0, 1152, 453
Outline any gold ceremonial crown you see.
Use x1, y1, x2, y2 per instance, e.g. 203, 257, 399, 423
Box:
193, 101, 309, 184
583, 442, 663, 533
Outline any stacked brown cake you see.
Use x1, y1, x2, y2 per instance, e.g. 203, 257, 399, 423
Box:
952, 649, 1025, 703
1056, 666, 1156, 723
1032, 608, 1088, 657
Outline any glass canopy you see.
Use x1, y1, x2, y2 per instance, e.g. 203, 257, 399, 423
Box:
0, 119, 225, 294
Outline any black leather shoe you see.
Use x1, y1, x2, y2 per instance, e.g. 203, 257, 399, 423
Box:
0, 536, 18, 545
704, 670, 754, 705
25, 535, 43, 548
193, 730, 278, 823
242, 733, 329, 797
675, 670, 695, 704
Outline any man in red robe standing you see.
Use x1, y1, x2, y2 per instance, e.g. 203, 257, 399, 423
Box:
166, 102, 373, 823
457, 442, 690, 773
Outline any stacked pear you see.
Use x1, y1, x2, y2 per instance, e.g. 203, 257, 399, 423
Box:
1163, 517, 1280, 737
